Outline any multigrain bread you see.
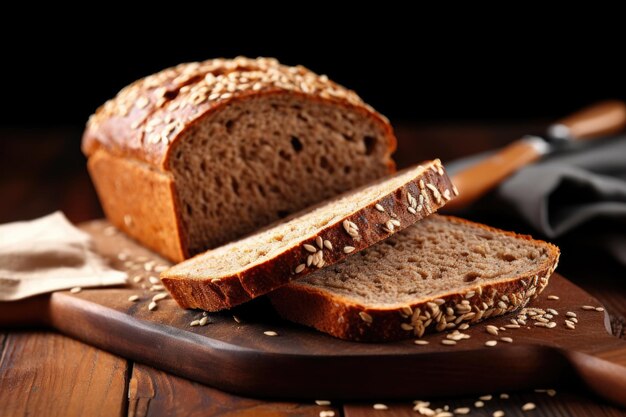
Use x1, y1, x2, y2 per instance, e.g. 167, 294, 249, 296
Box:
269, 215, 560, 342
82, 57, 397, 262
161, 161, 456, 311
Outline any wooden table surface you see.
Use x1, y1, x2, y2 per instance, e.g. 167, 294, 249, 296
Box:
1, 123, 625, 416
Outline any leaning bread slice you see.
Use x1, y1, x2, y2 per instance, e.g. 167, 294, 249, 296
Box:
269, 215, 560, 342
161, 160, 455, 311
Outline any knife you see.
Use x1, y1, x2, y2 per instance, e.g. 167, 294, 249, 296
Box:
444, 100, 626, 211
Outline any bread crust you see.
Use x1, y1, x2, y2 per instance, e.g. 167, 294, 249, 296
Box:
82, 57, 397, 261
269, 216, 561, 342
161, 161, 456, 311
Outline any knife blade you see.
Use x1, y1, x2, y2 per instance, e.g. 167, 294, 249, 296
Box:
444, 100, 626, 211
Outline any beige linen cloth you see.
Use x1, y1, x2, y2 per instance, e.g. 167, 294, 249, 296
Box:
0, 212, 127, 301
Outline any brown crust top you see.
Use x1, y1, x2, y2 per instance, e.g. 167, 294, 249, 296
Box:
82, 56, 392, 170
270, 215, 561, 342
161, 161, 456, 311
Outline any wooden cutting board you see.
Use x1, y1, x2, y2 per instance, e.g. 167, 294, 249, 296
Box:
1, 220, 625, 405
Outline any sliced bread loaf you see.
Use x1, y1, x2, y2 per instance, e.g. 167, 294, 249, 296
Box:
83, 57, 397, 262
161, 160, 455, 311
269, 215, 560, 342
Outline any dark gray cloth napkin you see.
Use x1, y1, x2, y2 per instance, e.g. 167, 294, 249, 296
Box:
446, 136, 626, 266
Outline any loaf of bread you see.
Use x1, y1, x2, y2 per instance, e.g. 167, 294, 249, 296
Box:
269, 215, 560, 342
161, 161, 455, 311
82, 57, 396, 262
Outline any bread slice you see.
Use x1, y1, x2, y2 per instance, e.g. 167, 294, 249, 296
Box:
269, 215, 560, 342
83, 57, 397, 262
161, 160, 455, 311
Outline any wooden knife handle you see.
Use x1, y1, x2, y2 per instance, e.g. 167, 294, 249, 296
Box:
445, 137, 546, 211
549, 100, 626, 140
564, 340, 626, 407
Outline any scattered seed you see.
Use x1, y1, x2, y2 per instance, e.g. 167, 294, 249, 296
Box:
596, 307, 605, 312
319, 411, 335, 417
414, 340, 429, 345
390, 219, 401, 227
315, 400, 331, 406
500, 337, 513, 343
128, 295, 140, 302
303, 244, 317, 253
343, 246, 356, 254
150, 285, 165, 291
315, 236, 323, 249
133, 275, 143, 283
154, 265, 168, 273
582, 305, 595, 310
474, 401, 484, 408
373, 403, 388, 410
199, 316, 209, 326
233, 315, 241, 323
479, 395, 493, 401
295, 264, 306, 273
324, 240, 333, 250
263, 331, 278, 337
566, 311, 577, 318
152, 293, 168, 302
547, 389, 556, 397
148, 301, 157, 311
190, 320, 200, 327
458, 323, 470, 330
441, 339, 457, 346
486, 325, 499, 336
565, 320, 576, 330
401, 323, 414, 331
546, 322, 557, 328
485, 340, 497, 347
500, 393, 509, 399
454, 407, 470, 415
546, 308, 558, 315
493, 411, 505, 417
149, 276, 160, 285
521, 402, 536, 411
70, 287, 82, 294
375, 204, 385, 212
547, 295, 559, 300
385, 220, 395, 232
359, 311, 373, 323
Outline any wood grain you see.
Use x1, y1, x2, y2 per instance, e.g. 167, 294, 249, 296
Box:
128, 363, 337, 417
0, 331, 128, 417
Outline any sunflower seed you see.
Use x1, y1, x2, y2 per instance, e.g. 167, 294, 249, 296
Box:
359, 311, 373, 323
152, 292, 168, 302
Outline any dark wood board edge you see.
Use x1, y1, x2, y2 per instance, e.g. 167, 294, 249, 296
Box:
42, 285, 626, 402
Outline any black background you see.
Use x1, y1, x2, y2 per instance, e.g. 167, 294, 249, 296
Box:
1, 18, 624, 128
